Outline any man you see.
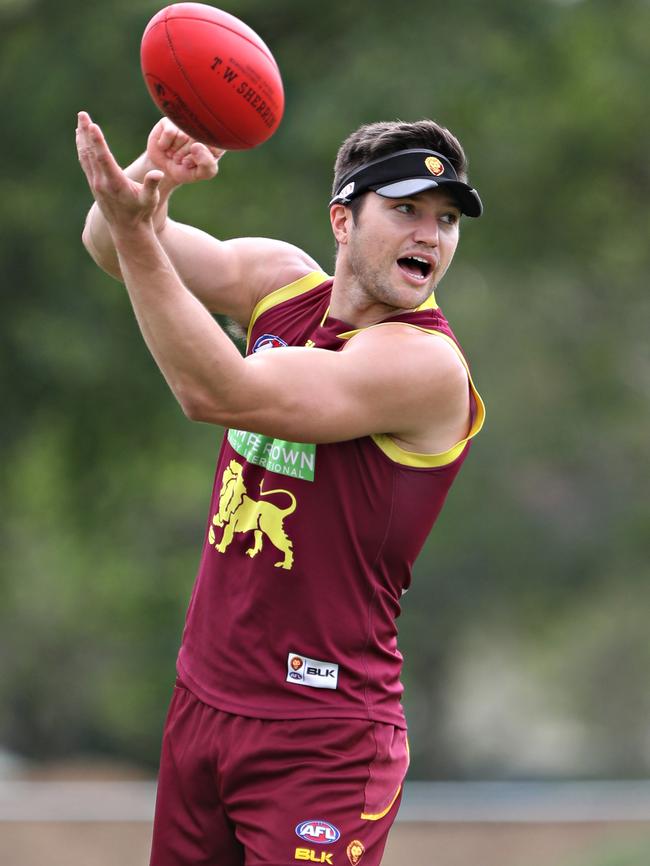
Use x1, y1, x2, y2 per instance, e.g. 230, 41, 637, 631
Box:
76, 112, 484, 866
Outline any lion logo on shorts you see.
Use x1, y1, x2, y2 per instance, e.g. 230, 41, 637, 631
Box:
347, 840, 365, 865
208, 459, 296, 570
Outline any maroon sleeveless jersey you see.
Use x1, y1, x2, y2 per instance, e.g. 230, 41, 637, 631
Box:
177, 272, 485, 727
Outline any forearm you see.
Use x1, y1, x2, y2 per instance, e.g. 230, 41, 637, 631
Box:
112, 224, 245, 420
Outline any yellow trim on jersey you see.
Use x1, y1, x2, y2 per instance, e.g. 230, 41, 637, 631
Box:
372, 428, 475, 468
360, 784, 402, 821
415, 290, 438, 311
337, 293, 437, 341
335, 322, 485, 468
246, 271, 330, 348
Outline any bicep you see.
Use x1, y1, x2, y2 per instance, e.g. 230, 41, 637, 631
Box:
157, 224, 322, 324
218, 329, 470, 445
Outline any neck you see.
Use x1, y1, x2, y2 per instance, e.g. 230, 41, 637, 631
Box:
329, 270, 436, 328
329, 280, 399, 327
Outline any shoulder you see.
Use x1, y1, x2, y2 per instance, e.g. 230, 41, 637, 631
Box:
224, 237, 324, 306
342, 323, 473, 452
343, 321, 468, 382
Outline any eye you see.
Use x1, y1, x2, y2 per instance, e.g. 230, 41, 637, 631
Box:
395, 202, 416, 214
440, 211, 460, 226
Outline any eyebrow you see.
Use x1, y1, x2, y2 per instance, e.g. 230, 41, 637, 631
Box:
396, 195, 461, 211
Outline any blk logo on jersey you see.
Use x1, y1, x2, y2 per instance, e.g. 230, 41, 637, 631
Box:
252, 333, 287, 352
296, 820, 341, 845
295, 849, 333, 864
287, 654, 339, 689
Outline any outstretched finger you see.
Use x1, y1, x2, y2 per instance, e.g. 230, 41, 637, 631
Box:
76, 111, 99, 186
77, 112, 113, 180
88, 121, 123, 183
77, 110, 102, 155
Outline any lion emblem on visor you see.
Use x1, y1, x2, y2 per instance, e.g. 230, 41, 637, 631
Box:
209, 459, 296, 570
425, 155, 445, 177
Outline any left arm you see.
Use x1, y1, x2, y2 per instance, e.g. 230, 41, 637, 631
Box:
77, 119, 470, 449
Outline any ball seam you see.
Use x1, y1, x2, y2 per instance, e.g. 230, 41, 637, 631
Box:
162, 17, 252, 148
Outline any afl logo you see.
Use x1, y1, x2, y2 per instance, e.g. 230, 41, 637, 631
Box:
252, 333, 287, 353
425, 156, 445, 177
295, 820, 341, 844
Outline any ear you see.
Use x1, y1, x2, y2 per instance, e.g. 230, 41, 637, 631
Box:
329, 203, 353, 246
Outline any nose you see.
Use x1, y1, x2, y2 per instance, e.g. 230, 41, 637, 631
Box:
412, 213, 439, 246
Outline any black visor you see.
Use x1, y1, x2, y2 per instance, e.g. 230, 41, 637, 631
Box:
330, 148, 483, 217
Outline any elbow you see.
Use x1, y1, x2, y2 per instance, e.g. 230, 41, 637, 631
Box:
177, 387, 222, 424
81, 224, 96, 258
81, 224, 104, 268
81, 224, 123, 281
179, 394, 211, 423
178, 387, 251, 429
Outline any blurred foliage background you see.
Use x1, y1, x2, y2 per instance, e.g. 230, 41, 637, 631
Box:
1, 0, 648, 779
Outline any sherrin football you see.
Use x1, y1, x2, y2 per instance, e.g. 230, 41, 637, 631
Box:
140, 3, 284, 149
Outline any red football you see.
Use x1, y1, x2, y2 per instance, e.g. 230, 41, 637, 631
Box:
140, 3, 284, 150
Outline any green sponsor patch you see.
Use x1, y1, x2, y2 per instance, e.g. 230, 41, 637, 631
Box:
228, 429, 316, 481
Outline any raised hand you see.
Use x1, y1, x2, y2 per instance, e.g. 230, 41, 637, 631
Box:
147, 117, 225, 186
77, 111, 163, 236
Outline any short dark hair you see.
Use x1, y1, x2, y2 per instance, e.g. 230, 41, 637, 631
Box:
332, 119, 470, 201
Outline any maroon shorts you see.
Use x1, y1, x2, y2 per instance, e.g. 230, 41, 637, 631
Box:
150, 680, 409, 866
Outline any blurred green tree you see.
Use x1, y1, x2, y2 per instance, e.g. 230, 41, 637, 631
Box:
1, 0, 648, 776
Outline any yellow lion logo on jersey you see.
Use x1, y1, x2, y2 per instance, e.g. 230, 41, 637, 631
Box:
208, 459, 296, 570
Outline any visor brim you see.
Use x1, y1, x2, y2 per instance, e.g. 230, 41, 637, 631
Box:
373, 178, 483, 217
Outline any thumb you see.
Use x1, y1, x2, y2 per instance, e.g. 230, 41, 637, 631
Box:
141, 169, 164, 207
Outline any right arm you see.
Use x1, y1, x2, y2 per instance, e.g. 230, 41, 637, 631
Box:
79, 113, 321, 325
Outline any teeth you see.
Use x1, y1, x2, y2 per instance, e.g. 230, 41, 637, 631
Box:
398, 255, 431, 281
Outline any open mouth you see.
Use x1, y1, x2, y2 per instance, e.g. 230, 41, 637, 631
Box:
397, 256, 432, 281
